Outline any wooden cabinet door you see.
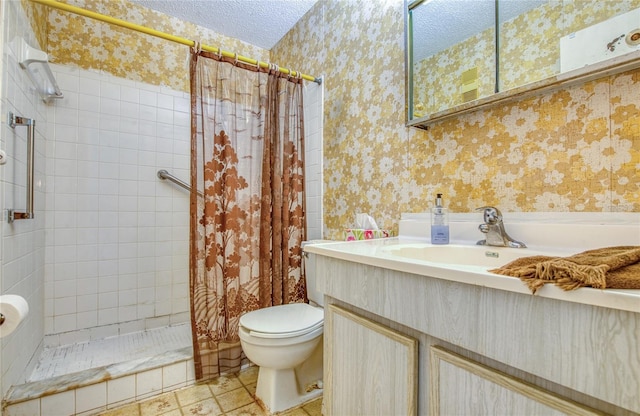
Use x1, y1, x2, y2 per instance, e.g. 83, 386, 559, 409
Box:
429, 346, 602, 416
325, 304, 418, 416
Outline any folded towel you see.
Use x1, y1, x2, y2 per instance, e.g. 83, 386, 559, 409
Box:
489, 246, 640, 293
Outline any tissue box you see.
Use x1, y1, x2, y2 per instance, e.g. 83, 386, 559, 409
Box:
344, 229, 392, 241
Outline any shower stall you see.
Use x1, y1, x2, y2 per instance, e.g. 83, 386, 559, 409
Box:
0, 1, 323, 413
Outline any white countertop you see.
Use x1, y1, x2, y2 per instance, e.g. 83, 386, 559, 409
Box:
304, 235, 640, 314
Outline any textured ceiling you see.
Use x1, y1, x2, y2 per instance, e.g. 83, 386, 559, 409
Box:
130, 0, 318, 50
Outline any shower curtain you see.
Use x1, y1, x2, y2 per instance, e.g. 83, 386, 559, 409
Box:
189, 49, 307, 381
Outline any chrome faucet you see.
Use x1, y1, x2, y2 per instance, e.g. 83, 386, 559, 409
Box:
475, 206, 526, 248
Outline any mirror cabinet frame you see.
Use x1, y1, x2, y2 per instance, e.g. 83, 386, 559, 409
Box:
406, 0, 640, 130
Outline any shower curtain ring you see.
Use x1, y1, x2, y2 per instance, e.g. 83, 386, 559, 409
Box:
191, 40, 202, 54
234, 53, 238, 65
217, 47, 222, 60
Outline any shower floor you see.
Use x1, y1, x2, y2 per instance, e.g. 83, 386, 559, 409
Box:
29, 323, 192, 382
5, 323, 194, 412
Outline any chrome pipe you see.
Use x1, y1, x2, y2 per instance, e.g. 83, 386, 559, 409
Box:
157, 169, 203, 197
8, 112, 35, 222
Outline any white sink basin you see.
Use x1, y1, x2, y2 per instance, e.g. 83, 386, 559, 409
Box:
385, 244, 557, 268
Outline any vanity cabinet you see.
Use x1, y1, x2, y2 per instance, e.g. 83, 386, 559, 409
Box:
325, 304, 418, 415
311, 253, 640, 415
430, 347, 600, 415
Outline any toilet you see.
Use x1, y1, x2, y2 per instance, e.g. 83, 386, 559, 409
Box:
238, 241, 327, 413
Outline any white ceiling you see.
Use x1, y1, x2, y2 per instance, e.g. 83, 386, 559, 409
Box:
130, 0, 318, 50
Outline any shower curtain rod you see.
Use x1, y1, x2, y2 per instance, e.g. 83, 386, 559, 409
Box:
30, 0, 321, 84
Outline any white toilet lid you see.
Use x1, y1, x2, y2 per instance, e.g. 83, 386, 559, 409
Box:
239, 303, 323, 338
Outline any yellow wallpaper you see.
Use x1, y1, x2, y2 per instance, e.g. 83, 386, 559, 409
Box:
21, 0, 48, 50
40, 0, 269, 92
409, 72, 639, 212
274, 0, 412, 239
414, 0, 640, 111
272, 0, 640, 239
498, 2, 561, 91
500, 0, 640, 91
413, 28, 495, 116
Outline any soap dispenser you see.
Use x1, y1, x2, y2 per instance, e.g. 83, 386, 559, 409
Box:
431, 193, 449, 245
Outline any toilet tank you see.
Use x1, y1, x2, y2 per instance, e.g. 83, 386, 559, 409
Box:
302, 240, 333, 307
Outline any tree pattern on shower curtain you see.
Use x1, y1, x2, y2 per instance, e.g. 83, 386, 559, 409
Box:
189, 50, 307, 381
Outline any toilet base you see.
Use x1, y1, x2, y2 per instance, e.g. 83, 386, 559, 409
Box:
255, 366, 323, 413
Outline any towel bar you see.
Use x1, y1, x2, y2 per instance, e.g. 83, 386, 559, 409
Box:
8, 112, 35, 223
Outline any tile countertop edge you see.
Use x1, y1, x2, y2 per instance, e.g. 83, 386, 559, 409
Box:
304, 238, 640, 314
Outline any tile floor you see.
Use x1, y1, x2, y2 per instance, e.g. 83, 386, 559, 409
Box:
98, 366, 323, 416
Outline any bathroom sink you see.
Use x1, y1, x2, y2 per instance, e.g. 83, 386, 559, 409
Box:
385, 244, 556, 268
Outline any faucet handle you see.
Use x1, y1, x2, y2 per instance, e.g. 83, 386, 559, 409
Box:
475, 206, 502, 224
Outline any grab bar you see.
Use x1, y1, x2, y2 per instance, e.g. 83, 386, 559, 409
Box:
157, 169, 203, 197
8, 112, 35, 222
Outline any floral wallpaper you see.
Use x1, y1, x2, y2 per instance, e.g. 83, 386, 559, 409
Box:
500, 0, 640, 91
413, 28, 495, 116
413, 0, 640, 113
34, 0, 269, 92
409, 72, 639, 212
22, 0, 640, 240
498, 2, 561, 92
272, 0, 639, 240
21, 0, 48, 49
274, 0, 412, 239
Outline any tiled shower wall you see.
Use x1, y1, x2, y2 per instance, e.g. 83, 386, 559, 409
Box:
44, 65, 324, 346
304, 78, 324, 241
1, 0, 47, 398
44, 65, 192, 346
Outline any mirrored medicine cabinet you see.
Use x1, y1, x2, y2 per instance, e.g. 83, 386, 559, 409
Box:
406, 0, 640, 129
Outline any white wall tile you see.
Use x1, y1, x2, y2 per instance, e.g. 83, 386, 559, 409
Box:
174, 96, 189, 113
4, 398, 41, 416
41, 390, 75, 415
78, 94, 100, 112
139, 105, 156, 121
78, 77, 100, 97
100, 82, 120, 100
56, 71, 79, 94
54, 297, 77, 315
139, 90, 157, 106
76, 311, 98, 329
157, 93, 173, 110
37, 64, 324, 352
304, 81, 324, 240
186, 360, 196, 384
157, 108, 174, 124
136, 368, 163, 400
162, 361, 187, 391
75, 382, 107, 414
119, 117, 138, 135
98, 307, 119, 326
107, 374, 136, 406
120, 85, 139, 104
120, 103, 139, 120
53, 314, 77, 333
